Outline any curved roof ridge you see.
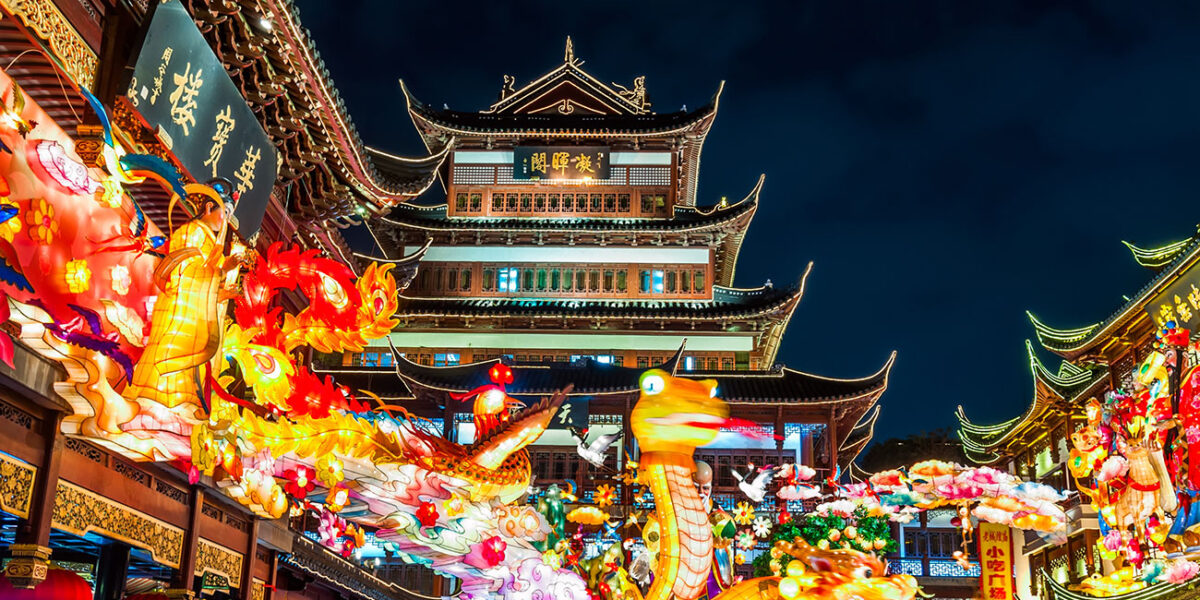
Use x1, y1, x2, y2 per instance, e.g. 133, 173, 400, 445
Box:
1122, 237, 1193, 269
779, 349, 896, 386
353, 237, 432, 266
1026, 310, 1101, 350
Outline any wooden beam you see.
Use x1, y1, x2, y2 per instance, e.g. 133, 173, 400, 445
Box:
173, 486, 204, 594
239, 518, 259, 600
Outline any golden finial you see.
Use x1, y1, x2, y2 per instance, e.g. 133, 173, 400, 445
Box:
565, 36, 575, 64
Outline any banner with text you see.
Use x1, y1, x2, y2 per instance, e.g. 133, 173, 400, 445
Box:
978, 522, 1014, 600
123, 0, 277, 236
1146, 260, 1200, 331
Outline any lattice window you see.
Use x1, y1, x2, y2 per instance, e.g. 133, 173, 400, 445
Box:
452, 165, 495, 185
1114, 352, 1135, 392
628, 166, 670, 186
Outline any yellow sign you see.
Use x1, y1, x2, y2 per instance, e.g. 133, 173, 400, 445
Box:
979, 522, 1013, 600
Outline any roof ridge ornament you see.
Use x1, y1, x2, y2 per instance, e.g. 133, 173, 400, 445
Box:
565, 36, 576, 64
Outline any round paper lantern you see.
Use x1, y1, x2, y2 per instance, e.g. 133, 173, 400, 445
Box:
0, 568, 92, 600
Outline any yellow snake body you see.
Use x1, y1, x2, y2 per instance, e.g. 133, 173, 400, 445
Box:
642, 451, 713, 600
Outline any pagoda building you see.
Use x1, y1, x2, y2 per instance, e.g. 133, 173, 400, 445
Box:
323, 39, 894, 524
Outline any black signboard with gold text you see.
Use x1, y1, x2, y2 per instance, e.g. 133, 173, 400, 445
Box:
123, 0, 276, 236
1146, 258, 1200, 330
514, 146, 610, 180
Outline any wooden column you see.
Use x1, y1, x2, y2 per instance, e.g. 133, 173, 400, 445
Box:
170, 486, 204, 597
239, 518, 259, 600
774, 406, 784, 453
6, 413, 64, 588
828, 407, 839, 475
443, 403, 455, 443
94, 542, 131, 600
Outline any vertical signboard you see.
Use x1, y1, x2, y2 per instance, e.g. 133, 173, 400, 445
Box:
979, 522, 1014, 600
1146, 261, 1200, 331
123, 0, 277, 236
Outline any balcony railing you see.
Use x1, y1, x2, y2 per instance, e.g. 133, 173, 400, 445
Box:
887, 558, 981, 578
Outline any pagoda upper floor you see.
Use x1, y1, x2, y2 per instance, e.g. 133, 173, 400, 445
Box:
401, 39, 722, 210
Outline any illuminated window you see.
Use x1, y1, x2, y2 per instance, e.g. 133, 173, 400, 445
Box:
640, 270, 652, 292
537, 269, 548, 291
455, 193, 468, 212
666, 271, 677, 293
590, 194, 602, 212
694, 270, 705, 292
576, 270, 587, 290
469, 193, 482, 212
616, 270, 627, 292
523, 269, 535, 290
722, 358, 734, 370
562, 268, 573, 291
482, 268, 495, 291
460, 269, 471, 291
520, 194, 532, 212
684, 356, 695, 371
603, 270, 614, 291
653, 270, 664, 293
491, 193, 503, 212
435, 353, 460, 367
498, 268, 519, 292
588, 270, 600, 292
551, 269, 561, 291
380, 352, 393, 367
637, 357, 649, 368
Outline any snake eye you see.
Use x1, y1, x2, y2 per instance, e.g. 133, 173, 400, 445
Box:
853, 566, 874, 579
640, 373, 665, 395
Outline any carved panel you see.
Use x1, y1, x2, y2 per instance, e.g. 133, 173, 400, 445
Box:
64, 437, 105, 464
223, 511, 249, 532
0, 0, 98, 88
155, 479, 187, 505
0, 399, 33, 429
51, 480, 184, 567
202, 502, 222, 521
250, 578, 266, 600
196, 538, 243, 589
113, 460, 151, 487
0, 452, 36, 518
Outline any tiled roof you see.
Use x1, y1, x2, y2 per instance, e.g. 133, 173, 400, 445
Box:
322, 350, 892, 404
394, 282, 801, 320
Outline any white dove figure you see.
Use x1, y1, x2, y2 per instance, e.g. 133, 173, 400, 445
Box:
731, 465, 775, 503
570, 427, 623, 468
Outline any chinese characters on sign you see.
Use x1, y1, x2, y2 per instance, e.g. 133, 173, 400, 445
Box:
978, 522, 1013, 600
514, 146, 610, 180
1146, 261, 1200, 331
123, 0, 276, 236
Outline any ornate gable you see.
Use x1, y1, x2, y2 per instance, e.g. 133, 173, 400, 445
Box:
486, 37, 651, 116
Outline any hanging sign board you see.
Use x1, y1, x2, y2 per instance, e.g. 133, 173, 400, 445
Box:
514, 146, 610, 180
122, 0, 277, 236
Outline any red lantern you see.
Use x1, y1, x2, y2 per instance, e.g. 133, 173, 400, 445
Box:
0, 568, 92, 600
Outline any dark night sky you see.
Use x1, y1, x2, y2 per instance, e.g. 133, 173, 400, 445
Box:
292, 1, 1200, 443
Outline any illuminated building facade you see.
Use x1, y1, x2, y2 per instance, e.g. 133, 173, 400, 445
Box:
323, 40, 895, 582
956, 236, 1200, 599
